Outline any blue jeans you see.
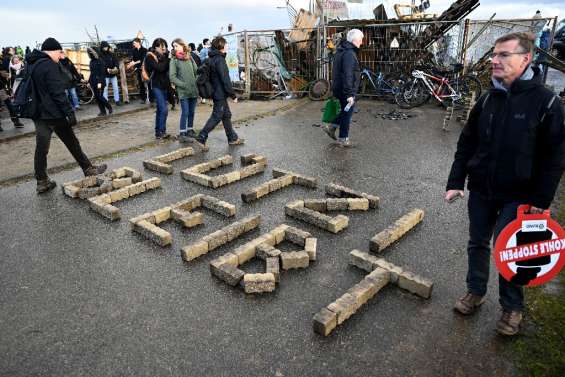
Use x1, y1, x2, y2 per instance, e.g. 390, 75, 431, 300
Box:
179, 98, 197, 134
331, 96, 354, 140
152, 87, 168, 136
66, 87, 80, 109
103, 76, 120, 103
197, 99, 238, 143
466, 191, 524, 311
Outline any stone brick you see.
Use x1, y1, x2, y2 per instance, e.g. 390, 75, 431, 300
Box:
211, 253, 239, 268
239, 164, 260, 179
89, 200, 121, 220
78, 187, 101, 199
240, 153, 257, 164
207, 158, 222, 169
133, 220, 172, 247
218, 155, 234, 166
91, 193, 111, 205
348, 198, 370, 211
327, 293, 358, 325
272, 168, 292, 178
325, 183, 379, 209
251, 156, 267, 166
241, 190, 257, 203
233, 243, 257, 265
304, 199, 327, 213
370, 209, 425, 253
243, 273, 276, 294
361, 193, 380, 209
327, 215, 349, 233
181, 241, 209, 261
210, 175, 229, 188
128, 182, 146, 196
293, 174, 318, 188
304, 238, 317, 261
256, 244, 281, 260
397, 270, 433, 299
324, 183, 343, 197
203, 229, 228, 251
348, 249, 377, 273
171, 207, 190, 220
278, 174, 294, 188
143, 160, 172, 174
109, 188, 130, 202
179, 212, 204, 228
313, 308, 337, 336
152, 207, 171, 224
143, 177, 161, 190
280, 251, 310, 270
129, 212, 155, 226
372, 258, 403, 284
284, 226, 312, 247
225, 170, 241, 184
242, 215, 261, 232
348, 279, 379, 308
181, 171, 210, 186
326, 198, 350, 211
110, 167, 127, 179
112, 177, 133, 189
210, 262, 245, 286
271, 225, 288, 244
266, 257, 280, 282
63, 185, 80, 198
365, 268, 391, 291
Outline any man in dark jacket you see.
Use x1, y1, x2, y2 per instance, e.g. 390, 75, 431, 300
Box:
127, 38, 149, 104
28, 38, 106, 193
99, 41, 121, 106
59, 55, 83, 110
188, 43, 201, 67
321, 29, 363, 147
446, 32, 564, 336
194, 37, 244, 149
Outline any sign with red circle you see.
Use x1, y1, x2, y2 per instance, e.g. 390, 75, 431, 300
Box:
494, 205, 565, 287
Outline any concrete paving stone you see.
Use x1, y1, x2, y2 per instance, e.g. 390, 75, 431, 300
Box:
270, 225, 288, 244
181, 240, 209, 262
327, 293, 358, 325
239, 164, 259, 179
397, 270, 434, 299
242, 215, 262, 232
365, 268, 391, 292
78, 187, 102, 199
143, 177, 161, 190
129, 212, 156, 228
202, 196, 236, 217
109, 187, 130, 202
268, 178, 283, 193
251, 156, 267, 166
256, 244, 281, 260
219, 155, 234, 166
63, 185, 80, 198
181, 171, 211, 187
110, 167, 127, 179
211, 175, 229, 188
90, 193, 111, 205
112, 177, 133, 189
233, 242, 257, 266
326, 215, 349, 234
89, 200, 121, 221
280, 251, 310, 270
225, 170, 241, 184
240, 153, 257, 164
271, 168, 293, 178
324, 183, 344, 197
210, 253, 239, 269
210, 262, 245, 287
127, 182, 146, 196
278, 174, 294, 188
255, 182, 271, 197
170, 207, 190, 220
304, 237, 317, 261
202, 229, 228, 251
152, 207, 172, 224
265, 257, 280, 283
293, 174, 318, 188
372, 258, 403, 284
349, 249, 378, 273
284, 226, 312, 247
370, 209, 425, 253
313, 307, 338, 336
243, 273, 276, 294
241, 190, 258, 203
347, 198, 370, 211
348, 279, 380, 308
287, 206, 333, 230
303, 199, 327, 212
326, 198, 350, 211
133, 220, 172, 247
325, 183, 380, 209
143, 160, 173, 175
224, 221, 246, 241
179, 212, 204, 228
207, 158, 222, 170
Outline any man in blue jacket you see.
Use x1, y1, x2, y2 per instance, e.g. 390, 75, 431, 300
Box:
446, 32, 564, 336
321, 29, 363, 147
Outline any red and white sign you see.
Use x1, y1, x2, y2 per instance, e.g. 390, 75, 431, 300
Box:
494, 205, 565, 287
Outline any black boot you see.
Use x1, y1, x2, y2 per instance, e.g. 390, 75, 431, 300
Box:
11, 117, 24, 128
84, 163, 108, 176
36, 178, 57, 194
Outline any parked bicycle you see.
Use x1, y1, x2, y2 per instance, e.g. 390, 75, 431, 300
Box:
358, 67, 406, 106
76, 81, 95, 106
397, 63, 481, 108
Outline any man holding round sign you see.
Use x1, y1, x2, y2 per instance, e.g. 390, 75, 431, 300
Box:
445, 32, 564, 336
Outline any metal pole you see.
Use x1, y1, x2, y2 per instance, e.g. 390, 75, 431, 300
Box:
542, 16, 559, 84
244, 30, 251, 98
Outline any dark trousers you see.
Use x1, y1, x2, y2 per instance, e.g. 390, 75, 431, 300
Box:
93, 86, 112, 114
466, 191, 524, 311
34, 118, 92, 180
135, 69, 147, 101
197, 99, 238, 143
332, 96, 354, 140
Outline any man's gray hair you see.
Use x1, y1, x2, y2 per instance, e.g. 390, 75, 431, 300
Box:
347, 29, 364, 43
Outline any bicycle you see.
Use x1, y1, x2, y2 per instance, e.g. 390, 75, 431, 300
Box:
76, 81, 95, 106
358, 68, 406, 106
397, 63, 481, 108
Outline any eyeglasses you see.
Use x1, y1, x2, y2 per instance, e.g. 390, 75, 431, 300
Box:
489, 51, 528, 60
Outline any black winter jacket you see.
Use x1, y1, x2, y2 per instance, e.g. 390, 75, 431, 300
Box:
89, 58, 106, 87
207, 48, 236, 101
26, 50, 73, 120
446, 67, 565, 209
60, 57, 82, 89
144, 50, 170, 91
331, 40, 361, 99
100, 50, 119, 78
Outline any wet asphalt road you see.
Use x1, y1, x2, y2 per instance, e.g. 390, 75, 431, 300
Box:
0, 100, 517, 376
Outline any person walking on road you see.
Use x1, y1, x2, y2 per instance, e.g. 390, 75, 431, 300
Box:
169, 38, 199, 143
194, 36, 244, 150
321, 29, 363, 148
87, 47, 113, 117
445, 32, 564, 336
100, 41, 122, 106
27, 38, 107, 194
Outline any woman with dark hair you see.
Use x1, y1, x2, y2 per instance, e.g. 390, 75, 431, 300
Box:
87, 47, 113, 116
145, 38, 171, 139
194, 37, 244, 149
169, 38, 199, 143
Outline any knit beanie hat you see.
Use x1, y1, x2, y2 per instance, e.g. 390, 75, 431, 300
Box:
41, 37, 63, 51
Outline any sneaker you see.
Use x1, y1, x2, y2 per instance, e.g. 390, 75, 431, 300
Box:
36, 178, 57, 194
453, 293, 486, 315
193, 138, 209, 151
496, 310, 523, 336
337, 138, 352, 148
186, 129, 197, 138
322, 124, 337, 140
84, 164, 107, 176
179, 134, 191, 143
228, 138, 245, 146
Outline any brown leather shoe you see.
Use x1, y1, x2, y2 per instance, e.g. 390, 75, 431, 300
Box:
454, 292, 486, 315
496, 310, 522, 336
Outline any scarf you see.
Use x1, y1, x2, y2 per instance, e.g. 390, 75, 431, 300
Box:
175, 51, 189, 61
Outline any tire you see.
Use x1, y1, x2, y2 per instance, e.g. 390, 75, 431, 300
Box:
77, 84, 94, 105
308, 79, 331, 101
398, 79, 431, 108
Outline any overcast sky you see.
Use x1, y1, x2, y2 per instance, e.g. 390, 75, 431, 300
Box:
1, 0, 563, 48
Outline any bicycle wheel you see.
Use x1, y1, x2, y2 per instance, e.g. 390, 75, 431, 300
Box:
398, 79, 431, 108
458, 75, 482, 100
77, 84, 94, 105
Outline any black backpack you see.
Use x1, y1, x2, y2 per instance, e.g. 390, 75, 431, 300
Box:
13, 62, 41, 119
196, 60, 213, 99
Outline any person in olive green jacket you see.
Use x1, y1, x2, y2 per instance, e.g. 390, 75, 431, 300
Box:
169, 38, 199, 143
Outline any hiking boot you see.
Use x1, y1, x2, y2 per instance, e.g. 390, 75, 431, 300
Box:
12, 117, 25, 128
337, 138, 352, 148
179, 134, 191, 143
193, 138, 209, 151
322, 124, 337, 140
496, 310, 523, 336
36, 178, 57, 194
84, 164, 107, 176
453, 293, 486, 315
228, 138, 245, 146
186, 129, 197, 138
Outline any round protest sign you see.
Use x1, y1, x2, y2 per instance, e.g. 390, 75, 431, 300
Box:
494, 205, 565, 287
